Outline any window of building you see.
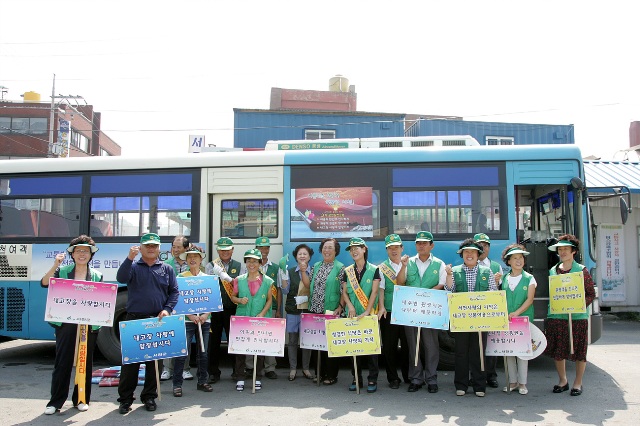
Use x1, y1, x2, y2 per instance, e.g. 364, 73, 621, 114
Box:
100, 148, 112, 156
486, 136, 514, 145
221, 199, 278, 239
304, 130, 336, 140
0, 117, 49, 135
71, 130, 89, 152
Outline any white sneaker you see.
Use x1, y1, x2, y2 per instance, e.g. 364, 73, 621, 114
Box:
76, 403, 89, 412
44, 406, 57, 415
183, 370, 194, 380
456, 390, 465, 396
255, 380, 262, 390
475, 391, 485, 397
160, 369, 172, 380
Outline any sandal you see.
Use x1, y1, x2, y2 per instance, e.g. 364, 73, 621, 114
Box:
302, 370, 315, 380
197, 383, 213, 392
323, 377, 338, 386
288, 370, 296, 381
173, 387, 182, 397
367, 381, 377, 393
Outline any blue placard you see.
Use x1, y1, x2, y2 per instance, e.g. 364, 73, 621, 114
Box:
390, 286, 450, 330
119, 315, 188, 364
173, 275, 223, 315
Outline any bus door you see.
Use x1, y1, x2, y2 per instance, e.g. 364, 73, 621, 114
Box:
206, 165, 284, 261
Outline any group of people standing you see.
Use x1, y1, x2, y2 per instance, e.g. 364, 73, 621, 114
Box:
41, 230, 595, 415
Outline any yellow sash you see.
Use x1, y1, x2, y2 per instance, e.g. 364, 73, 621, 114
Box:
346, 265, 376, 313
75, 324, 88, 404
214, 258, 236, 303
379, 262, 401, 286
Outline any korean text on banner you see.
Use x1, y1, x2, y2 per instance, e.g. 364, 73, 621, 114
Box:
119, 315, 188, 364
227, 316, 286, 357
390, 286, 449, 329
448, 291, 509, 332
45, 278, 118, 326
549, 272, 586, 314
325, 315, 381, 357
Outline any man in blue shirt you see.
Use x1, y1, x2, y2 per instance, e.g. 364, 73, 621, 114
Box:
116, 233, 179, 414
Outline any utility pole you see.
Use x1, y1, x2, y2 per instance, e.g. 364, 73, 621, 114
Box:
48, 74, 56, 157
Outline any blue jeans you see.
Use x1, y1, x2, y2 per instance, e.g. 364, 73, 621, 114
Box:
173, 321, 210, 387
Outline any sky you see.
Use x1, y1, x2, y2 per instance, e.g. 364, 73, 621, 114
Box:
1, 0, 638, 160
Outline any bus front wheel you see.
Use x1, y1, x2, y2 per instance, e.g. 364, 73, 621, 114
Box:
97, 291, 127, 366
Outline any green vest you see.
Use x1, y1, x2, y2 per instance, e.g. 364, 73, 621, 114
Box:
309, 260, 344, 312
489, 260, 501, 274
548, 260, 588, 320
406, 256, 443, 289
284, 266, 303, 315
264, 262, 280, 312
235, 274, 274, 318
452, 264, 492, 292
51, 265, 103, 331
381, 260, 400, 312
214, 258, 241, 310
345, 262, 378, 316
502, 271, 535, 322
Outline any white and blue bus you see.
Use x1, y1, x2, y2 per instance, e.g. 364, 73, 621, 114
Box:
0, 142, 603, 367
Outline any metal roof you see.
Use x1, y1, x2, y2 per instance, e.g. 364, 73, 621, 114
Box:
585, 161, 640, 193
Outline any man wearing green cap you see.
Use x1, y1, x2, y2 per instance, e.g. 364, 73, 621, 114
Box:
404, 231, 447, 393
255, 236, 281, 379
473, 233, 503, 388
445, 238, 498, 397
116, 233, 179, 414
205, 237, 244, 384
376, 234, 410, 389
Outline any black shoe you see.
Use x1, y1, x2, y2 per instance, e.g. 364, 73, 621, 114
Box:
408, 383, 423, 392
118, 402, 132, 414
143, 398, 157, 412
487, 379, 499, 388
570, 387, 582, 396
428, 384, 439, 393
265, 371, 278, 379
403, 378, 412, 384
208, 374, 220, 384
553, 383, 570, 393
389, 379, 401, 389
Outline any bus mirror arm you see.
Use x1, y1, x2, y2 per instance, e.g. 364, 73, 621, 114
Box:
586, 186, 632, 224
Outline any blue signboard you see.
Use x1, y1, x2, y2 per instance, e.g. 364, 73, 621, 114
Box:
390, 286, 450, 330
173, 275, 223, 315
119, 315, 187, 364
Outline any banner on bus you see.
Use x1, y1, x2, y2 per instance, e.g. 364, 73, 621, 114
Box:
44, 278, 118, 326
300, 313, 338, 351
448, 291, 508, 332
290, 187, 373, 239
325, 315, 381, 357
390, 286, 449, 329
173, 275, 223, 315
549, 272, 586, 314
119, 315, 187, 364
227, 316, 286, 357
485, 316, 533, 356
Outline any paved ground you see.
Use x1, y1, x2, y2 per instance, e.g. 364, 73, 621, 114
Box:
0, 314, 638, 425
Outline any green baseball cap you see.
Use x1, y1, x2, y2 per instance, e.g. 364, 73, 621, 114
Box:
385, 234, 403, 248
255, 236, 271, 247
216, 237, 234, 251
415, 231, 433, 242
243, 248, 263, 260
140, 233, 161, 245
474, 233, 491, 244
346, 237, 367, 251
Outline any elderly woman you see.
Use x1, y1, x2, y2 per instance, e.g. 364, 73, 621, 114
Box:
545, 234, 596, 397
280, 243, 315, 381
41, 235, 102, 415
301, 238, 345, 385
173, 245, 232, 397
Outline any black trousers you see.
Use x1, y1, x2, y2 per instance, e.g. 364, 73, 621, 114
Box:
485, 353, 498, 382
351, 354, 379, 383
454, 331, 487, 392
379, 314, 409, 383
47, 323, 97, 409
117, 313, 159, 404
208, 306, 236, 377
316, 350, 340, 380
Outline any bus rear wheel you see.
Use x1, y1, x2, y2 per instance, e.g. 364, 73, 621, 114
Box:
97, 291, 127, 365
437, 330, 455, 371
